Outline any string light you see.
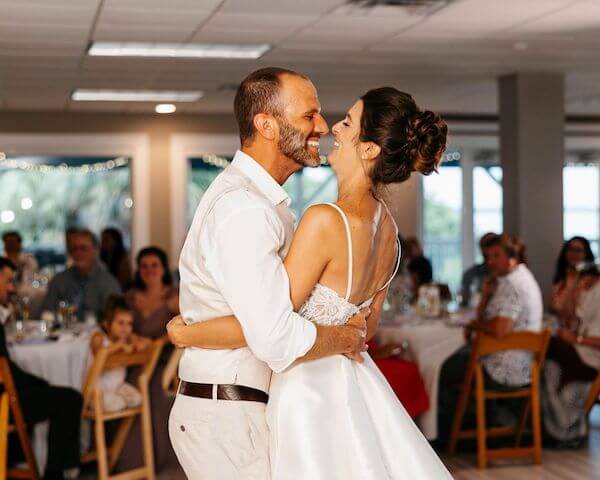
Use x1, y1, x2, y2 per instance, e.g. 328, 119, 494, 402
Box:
200, 154, 231, 168
0, 156, 129, 173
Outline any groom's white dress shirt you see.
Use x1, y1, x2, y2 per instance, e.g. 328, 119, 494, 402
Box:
177, 150, 317, 393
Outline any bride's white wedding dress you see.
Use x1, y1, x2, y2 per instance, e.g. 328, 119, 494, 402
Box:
267, 203, 453, 479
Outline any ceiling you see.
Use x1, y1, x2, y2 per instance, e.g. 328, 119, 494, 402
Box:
1, 0, 600, 115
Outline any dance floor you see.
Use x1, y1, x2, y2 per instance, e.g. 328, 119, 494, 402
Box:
79, 407, 600, 479
444, 407, 600, 480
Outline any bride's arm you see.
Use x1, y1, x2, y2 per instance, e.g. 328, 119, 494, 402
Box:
283, 204, 336, 310
167, 314, 246, 349
166, 205, 338, 350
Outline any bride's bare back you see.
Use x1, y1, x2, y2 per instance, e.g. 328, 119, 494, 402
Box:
283, 197, 399, 313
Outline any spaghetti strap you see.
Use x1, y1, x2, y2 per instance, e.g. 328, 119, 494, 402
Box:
377, 199, 402, 292
378, 237, 402, 292
323, 203, 353, 301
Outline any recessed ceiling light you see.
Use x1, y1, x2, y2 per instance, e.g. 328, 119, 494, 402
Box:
513, 41, 528, 50
155, 103, 176, 114
88, 42, 271, 59
72, 89, 203, 102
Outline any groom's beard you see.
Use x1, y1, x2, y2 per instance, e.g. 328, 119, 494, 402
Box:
277, 117, 321, 168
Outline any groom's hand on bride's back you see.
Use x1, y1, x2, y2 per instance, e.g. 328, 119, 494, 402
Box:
342, 308, 370, 363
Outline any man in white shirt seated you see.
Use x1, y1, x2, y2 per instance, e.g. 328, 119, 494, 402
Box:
437, 233, 543, 444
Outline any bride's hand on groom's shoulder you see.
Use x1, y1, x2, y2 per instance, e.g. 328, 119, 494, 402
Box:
166, 315, 187, 348
343, 308, 370, 363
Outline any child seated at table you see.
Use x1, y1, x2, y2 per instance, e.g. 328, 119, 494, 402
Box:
90, 294, 151, 412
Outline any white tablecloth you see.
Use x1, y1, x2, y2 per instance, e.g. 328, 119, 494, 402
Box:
8, 331, 91, 472
376, 311, 470, 439
9, 334, 90, 390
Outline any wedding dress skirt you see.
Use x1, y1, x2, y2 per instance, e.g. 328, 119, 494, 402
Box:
266, 285, 453, 480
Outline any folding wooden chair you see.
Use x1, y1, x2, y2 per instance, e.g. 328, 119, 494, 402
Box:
161, 348, 182, 397
0, 357, 39, 480
584, 370, 600, 416
81, 338, 164, 480
448, 329, 551, 469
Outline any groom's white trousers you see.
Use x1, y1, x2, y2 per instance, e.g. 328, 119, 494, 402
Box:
169, 392, 271, 479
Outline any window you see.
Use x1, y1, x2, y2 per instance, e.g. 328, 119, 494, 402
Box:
187, 156, 231, 225
283, 167, 337, 219
473, 165, 503, 262
0, 156, 132, 264
422, 159, 463, 290
563, 163, 599, 256
187, 155, 337, 222
421, 149, 502, 292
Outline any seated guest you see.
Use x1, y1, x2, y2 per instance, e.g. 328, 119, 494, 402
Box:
459, 232, 496, 307
64, 227, 79, 268
100, 228, 132, 291
0, 257, 82, 480
368, 339, 430, 419
119, 247, 178, 472
2, 231, 39, 298
542, 263, 600, 446
41, 229, 121, 322
404, 236, 425, 263
407, 254, 433, 303
89, 295, 150, 412
126, 247, 179, 338
437, 233, 543, 443
550, 236, 595, 318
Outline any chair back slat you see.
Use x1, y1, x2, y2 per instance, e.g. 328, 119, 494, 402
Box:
102, 350, 153, 371
475, 329, 551, 361
82, 338, 164, 413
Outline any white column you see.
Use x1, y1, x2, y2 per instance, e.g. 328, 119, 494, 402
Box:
499, 73, 565, 300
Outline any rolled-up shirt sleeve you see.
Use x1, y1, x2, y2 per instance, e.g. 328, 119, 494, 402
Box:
204, 203, 317, 373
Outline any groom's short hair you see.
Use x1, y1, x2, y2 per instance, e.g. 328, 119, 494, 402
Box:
234, 67, 308, 145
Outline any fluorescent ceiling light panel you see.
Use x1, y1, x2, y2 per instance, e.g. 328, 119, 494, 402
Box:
72, 89, 203, 102
88, 42, 271, 59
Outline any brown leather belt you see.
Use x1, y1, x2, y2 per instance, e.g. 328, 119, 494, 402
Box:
179, 381, 269, 404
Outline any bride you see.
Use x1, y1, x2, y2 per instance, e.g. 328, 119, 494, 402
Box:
168, 87, 452, 479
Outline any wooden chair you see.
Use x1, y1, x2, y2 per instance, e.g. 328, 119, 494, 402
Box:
584, 370, 600, 416
161, 348, 182, 397
0, 357, 39, 480
448, 329, 551, 469
81, 338, 164, 480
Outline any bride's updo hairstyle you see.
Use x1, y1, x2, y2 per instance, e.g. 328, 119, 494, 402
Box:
360, 87, 448, 185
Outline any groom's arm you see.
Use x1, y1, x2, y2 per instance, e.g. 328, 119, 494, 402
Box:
204, 198, 364, 372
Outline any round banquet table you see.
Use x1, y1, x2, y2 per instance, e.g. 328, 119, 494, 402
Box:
376, 310, 472, 440
7, 326, 92, 472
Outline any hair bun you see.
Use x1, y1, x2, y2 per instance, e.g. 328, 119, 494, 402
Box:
359, 87, 448, 185
407, 110, 448, 176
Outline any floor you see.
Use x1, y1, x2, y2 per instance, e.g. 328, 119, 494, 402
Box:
443, 407, 600, 480
83, 408, 600, 479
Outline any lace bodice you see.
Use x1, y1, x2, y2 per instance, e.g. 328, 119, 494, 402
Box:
298, 283, 373, 326
296, 202, 401, 327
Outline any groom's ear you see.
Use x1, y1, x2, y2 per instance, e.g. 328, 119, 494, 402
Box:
253, 113, 278, 141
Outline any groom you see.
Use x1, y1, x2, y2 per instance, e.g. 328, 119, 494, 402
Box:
169, 67, 370, 479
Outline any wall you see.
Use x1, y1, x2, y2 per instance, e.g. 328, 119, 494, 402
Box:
0, 110, 421, 263
0, 111, 237, 261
